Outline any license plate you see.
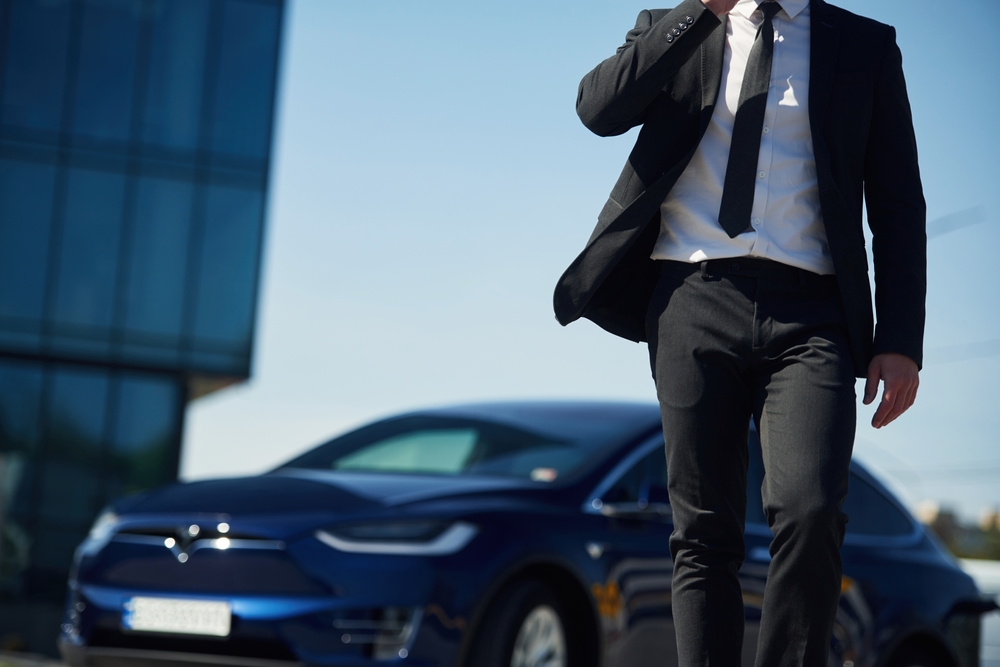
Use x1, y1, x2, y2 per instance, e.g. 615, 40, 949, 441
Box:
122, 597, 231, 637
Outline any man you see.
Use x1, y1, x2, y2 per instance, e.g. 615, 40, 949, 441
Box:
553, 0, 925, 665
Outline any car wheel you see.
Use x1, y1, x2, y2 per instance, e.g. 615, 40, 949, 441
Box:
468, 580, 570, 667
887, 644, 949, 667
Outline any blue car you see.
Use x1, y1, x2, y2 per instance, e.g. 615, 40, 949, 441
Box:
59, 401, 994, 667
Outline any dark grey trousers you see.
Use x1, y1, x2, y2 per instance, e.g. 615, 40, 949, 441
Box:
646, 258, 857, 667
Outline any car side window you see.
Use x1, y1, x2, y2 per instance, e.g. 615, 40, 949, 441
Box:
603, 455, 644, 503
842, 473, 913, 537
746, 431, 767, 525
745, 430, 912, 537
603, 445, 669, 506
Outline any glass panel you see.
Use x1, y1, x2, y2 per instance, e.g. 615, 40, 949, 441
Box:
603, 457, 643, 504
0, 359, 44, 453
71, 0, 142, 142
0, 450, 33, 594
0, 360, 42, 595
44, 367, 109, 463
0, 0, 73, 132
0, 160, 56, 322
53, 169, 126, 330
211, 0, 281, 158
109, 374, 179, 496
37, 461, 102, 528
645, 448, 669, 504
124, 177, 193, 338
335, 430, 478, 474
746, 432, 767, 525
27, 525, 89, 597
141, 0, 210, 150
842, 473, 913, 537
283, 415, 587, 481
191, 185, 263, 343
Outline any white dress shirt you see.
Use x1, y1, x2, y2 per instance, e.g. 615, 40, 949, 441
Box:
651, 0, 834, 275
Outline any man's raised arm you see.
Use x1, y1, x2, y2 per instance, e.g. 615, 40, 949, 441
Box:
576, 0, 724, 137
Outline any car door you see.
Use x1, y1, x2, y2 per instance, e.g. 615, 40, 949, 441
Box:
588, 432, 777, 667
587, 438, 677, 667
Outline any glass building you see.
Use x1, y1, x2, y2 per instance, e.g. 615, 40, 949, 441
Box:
0, 0, 284, 653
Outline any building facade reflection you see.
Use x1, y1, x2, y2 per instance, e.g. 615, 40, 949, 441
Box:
0, 0, 284, 653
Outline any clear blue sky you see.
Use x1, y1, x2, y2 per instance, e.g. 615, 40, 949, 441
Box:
182, 0, 1000, 522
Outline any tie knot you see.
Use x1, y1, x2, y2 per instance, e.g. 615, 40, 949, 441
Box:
760, 1, 782, 20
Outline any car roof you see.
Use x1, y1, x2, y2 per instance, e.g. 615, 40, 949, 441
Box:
405, 400, 663, 441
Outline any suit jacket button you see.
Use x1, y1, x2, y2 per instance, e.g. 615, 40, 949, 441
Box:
672, 27, 681, 35
666, 35, 675, 42
686, 16, 695, 24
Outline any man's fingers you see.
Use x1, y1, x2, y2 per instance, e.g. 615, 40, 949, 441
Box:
872, 378, 918, 428
871, 389, 895, 428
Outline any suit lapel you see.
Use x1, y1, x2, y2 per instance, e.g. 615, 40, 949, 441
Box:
809, 0, 841, 160
700, 16, 728, 126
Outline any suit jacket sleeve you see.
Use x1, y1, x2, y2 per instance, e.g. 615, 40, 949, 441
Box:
864, 27, 926, 368
576, 0, 719, 137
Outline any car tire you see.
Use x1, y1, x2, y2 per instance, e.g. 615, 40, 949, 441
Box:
467, 580, 573, 667
887, 644, 949, 667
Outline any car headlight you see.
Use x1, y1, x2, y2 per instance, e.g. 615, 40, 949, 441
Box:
315, 520, 478, 555
75, 509, 119, 559
88, 509, 119, 543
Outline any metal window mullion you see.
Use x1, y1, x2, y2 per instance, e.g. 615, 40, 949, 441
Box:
179, 0, 225, 369
40, 0, 86, 350
111, 0, 157, 359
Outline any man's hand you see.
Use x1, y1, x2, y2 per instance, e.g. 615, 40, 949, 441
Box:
701, 0, 739, 18
863, 353, 919, 429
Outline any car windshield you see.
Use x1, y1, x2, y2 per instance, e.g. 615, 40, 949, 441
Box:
278, 407, 656, 483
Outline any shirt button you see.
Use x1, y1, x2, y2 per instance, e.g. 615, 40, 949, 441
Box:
762, 126, 769, 134
758, 171, 766, 178
753, 218, 762, 226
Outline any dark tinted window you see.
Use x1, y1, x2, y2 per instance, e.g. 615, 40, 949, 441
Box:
211, 0, 281, 157
53, 169, 126, 329
843, 473, 913, 537
282, 415, 622, 482
603, 446, 669, 505
1, 0, 73, 132
124, 177, 193, 337
745, 431, 911, 536
746, 433, 767, 525
72, 0, 142, 142
0, 359, 44, 453
192, 186, 263, 343
0, 160, 56, 321
109, 375, 179, 495
142, 0, 211, 150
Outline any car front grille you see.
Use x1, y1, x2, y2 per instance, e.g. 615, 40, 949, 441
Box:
87, 537, 330, 595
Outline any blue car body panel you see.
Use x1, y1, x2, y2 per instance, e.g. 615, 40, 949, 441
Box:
58, 401, 986, 667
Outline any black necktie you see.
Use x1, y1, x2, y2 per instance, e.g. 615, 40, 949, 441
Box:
718, 1, 782, 238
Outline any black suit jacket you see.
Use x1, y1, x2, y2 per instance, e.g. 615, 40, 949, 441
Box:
553, 0, 926, 377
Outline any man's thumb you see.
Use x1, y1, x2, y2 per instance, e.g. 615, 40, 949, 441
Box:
863, 360, 880, 404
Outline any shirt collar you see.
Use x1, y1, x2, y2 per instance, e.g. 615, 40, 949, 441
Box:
733, 0, 809, 21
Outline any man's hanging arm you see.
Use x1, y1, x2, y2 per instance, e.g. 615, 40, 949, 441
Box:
863, 27, 926, 428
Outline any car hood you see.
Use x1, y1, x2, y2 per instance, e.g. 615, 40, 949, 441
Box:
117, 468, 538, 517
